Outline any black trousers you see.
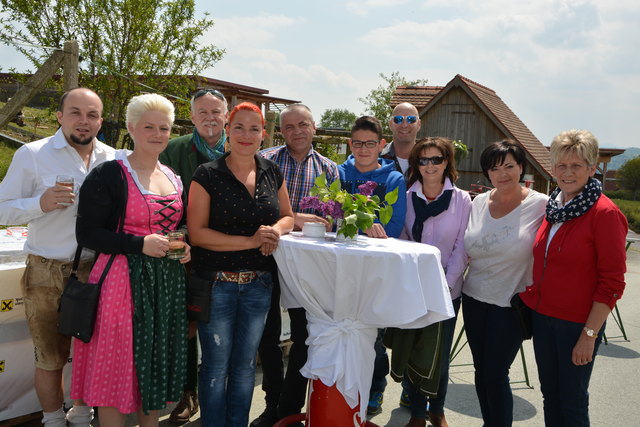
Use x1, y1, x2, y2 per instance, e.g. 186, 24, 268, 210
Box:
257, 274, 309, 418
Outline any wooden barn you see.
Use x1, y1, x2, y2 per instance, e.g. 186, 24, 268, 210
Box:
391, 74, 552, 193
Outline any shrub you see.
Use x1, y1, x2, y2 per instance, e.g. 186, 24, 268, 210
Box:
611, 198, 640, 233
605, 189, 634, 200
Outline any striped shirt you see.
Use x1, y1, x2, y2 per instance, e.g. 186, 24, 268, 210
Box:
260, 145, 339, 214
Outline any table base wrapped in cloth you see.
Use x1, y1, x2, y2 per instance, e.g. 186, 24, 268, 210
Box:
273, 232, 454, 424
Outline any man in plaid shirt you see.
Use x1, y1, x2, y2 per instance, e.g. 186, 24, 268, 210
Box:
252, 104, 338, 426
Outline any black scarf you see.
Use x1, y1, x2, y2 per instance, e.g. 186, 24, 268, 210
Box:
411, 189, 453, 242
545, 177, 602, 224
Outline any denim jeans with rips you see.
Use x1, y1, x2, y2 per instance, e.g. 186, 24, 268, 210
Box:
197, 271, 273, 427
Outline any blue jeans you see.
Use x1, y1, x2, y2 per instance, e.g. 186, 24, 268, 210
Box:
532, 311, 603, 427
197, 271, 273, 427
462, 293, 524, 427
406, 296, 461, 418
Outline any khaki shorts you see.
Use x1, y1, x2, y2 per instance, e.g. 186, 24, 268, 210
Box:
21, 254, 93, 370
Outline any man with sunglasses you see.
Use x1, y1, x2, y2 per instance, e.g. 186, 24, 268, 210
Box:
252, 103, 339, 427
381, 102, 422, 176
159, 88, 229, 424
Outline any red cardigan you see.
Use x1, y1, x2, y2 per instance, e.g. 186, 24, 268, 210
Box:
521, 195, 628, 323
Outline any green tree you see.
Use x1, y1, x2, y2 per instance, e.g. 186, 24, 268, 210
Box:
358, 71, 428, 134
0, 0, 225, 145
617, 157, 640, 200
319, 108, 358, 130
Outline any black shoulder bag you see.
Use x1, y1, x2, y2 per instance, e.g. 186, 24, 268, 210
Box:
58, 247, 117, 343
58, 160, 128, 343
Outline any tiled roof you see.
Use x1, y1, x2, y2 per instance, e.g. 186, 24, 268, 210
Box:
393, 74, 552, 178
390, 85, 444, 110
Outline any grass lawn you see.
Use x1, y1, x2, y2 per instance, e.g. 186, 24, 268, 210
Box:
0, 141, 17, 182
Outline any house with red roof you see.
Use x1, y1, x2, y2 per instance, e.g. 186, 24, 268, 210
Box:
392, 74, 552, 193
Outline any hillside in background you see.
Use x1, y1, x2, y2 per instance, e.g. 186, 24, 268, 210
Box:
608, 147, 640, 170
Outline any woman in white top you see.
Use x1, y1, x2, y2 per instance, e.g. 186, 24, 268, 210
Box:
462, 140, 547, 427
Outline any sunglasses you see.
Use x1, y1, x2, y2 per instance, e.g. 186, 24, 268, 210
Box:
351, 139, 379, 149
392, 115, 418, 124
418, 156, 445, 166
193, 89, 226, 103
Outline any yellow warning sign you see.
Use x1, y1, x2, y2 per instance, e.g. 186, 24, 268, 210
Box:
1, 299, 14, 312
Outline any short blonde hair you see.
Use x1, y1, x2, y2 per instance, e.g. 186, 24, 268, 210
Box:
126, 93, 175, 127
550, 129, 599, 167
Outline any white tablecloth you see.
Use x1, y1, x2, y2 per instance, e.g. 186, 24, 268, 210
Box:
273, 232, 454, 420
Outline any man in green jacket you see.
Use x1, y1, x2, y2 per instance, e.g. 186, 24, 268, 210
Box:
160, 88, 229, 196
159, 88, 228, 423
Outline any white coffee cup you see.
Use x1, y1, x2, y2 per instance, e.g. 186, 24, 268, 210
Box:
302, 222, 326, 238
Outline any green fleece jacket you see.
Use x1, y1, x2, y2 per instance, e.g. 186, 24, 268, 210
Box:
159, 133, 208, 197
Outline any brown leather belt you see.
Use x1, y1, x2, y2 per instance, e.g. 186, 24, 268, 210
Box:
217, 271, 264, 284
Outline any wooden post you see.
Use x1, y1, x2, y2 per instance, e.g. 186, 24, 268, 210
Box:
264, 110, 277, 148
63, 40, 79, 91
0, 49, 64, 129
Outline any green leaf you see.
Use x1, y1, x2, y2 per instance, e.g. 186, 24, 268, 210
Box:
329, 178, 342, 192
379, 205, 393, 225
385, 187, 399, 205
353, 193, 368, 204
344, 213, 358, 225
315, 173, 327, 188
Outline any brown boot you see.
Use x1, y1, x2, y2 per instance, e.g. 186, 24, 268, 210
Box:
404, 417, 427, 427
428, 411, 448, 427
169, 390, 199, 424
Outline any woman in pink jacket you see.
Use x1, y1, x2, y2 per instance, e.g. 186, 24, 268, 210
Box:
520, 129, 628, 426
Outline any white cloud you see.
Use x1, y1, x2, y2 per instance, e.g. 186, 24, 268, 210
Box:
345, 0, 413, 16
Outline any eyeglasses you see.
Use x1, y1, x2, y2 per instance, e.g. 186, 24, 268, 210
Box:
392, 115, 418, 124
193, 89, 226, 103
418, 156, 445, 166
351, 140, 379, 149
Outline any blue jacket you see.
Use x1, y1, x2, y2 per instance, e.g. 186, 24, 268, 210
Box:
338, 156, 407, 238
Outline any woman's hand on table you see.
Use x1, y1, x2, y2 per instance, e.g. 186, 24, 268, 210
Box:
143, 233, 170, 258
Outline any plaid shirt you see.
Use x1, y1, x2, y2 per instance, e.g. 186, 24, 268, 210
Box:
260, 145, 339, 214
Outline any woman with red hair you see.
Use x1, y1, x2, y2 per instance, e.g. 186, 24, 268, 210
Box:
187, 102, 294, 426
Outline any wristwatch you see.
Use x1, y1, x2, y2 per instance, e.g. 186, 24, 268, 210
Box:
583, 326, 596, 338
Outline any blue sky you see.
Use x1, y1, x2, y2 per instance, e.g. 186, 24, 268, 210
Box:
2, 0, 639, 148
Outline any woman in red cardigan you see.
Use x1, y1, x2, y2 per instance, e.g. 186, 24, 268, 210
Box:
520, 129, 627, 426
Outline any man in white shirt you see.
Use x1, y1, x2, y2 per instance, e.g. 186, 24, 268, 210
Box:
0, 88, 115, 427
380, 102, 422, 176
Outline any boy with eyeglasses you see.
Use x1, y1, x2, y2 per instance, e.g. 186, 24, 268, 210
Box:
381, 102, 422, 176
338, 116, 407, 416
339, 115, 407, 239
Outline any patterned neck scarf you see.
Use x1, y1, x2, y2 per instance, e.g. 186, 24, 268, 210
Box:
545, 177, 602, 224
193, 128, 226, 161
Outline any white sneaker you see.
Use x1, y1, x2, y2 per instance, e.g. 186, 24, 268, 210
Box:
65, 405, 94, 427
